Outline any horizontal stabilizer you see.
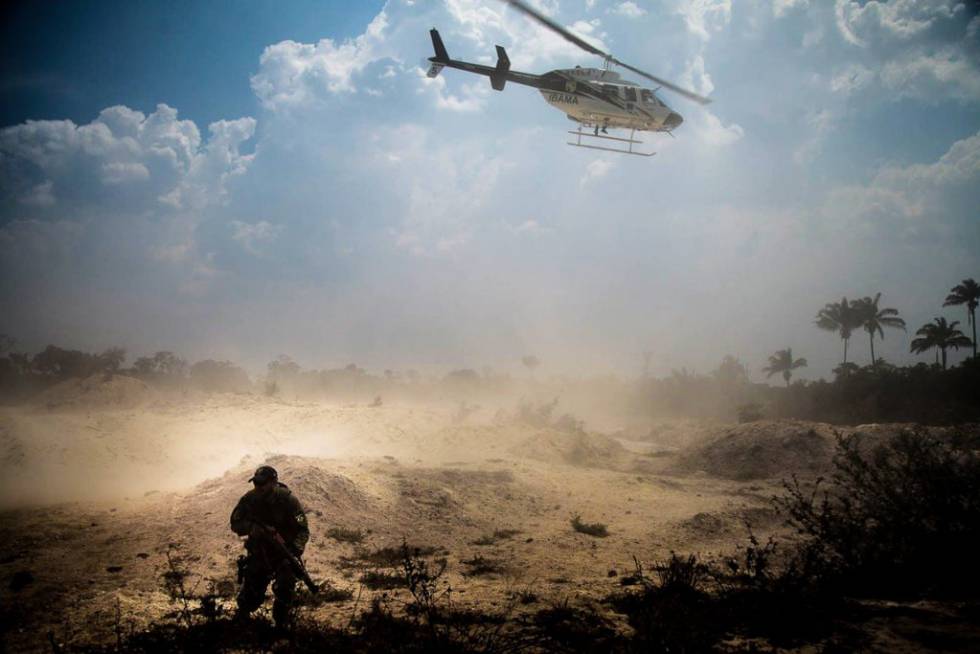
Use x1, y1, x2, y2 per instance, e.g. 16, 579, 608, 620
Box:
490, 45, 510, 91
427, 62, 445, 78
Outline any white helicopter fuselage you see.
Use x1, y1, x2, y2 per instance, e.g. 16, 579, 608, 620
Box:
540, 67, 683, 132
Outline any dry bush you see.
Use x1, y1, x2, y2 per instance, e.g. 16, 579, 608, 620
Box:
327, 527, 365, 544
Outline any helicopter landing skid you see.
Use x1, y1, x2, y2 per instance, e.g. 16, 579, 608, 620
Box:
566, 127, 655, 157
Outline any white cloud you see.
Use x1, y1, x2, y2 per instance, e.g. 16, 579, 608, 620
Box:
830, 63, 875, 95
0, 104, 255, 216
251, 11, 389, 109
880, 48, 980, 101
580, 158, 615, 186
829, 1, 980, 102
773, 0, 808, 18
611, 2, 647, 18
674, 0, 732, 41
101, 161, 150, 185
836, 0, 965, 44
680, 55, 715, 97
793, 109, 836, 164
231, 220, 284, 256
416, 69, 488, 112
696, 111, 744, 146
371, 124, 510, 257
824, 129, 980, 240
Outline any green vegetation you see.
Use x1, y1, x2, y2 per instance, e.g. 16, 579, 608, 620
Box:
910, 317, 972, 370
761, 348, 807, 386
570, 515, 609, 538
944, 278, 979, 358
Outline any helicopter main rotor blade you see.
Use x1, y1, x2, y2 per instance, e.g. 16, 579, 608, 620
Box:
501, 0, 606, 57
500, 0, 712, 105
610, 59, 712, 105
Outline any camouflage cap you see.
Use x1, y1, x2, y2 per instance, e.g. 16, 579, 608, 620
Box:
248, 465, 278, 484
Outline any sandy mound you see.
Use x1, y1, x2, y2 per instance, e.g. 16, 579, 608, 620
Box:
670, 420, 837, 480
509, 428, 638, 470
35, 374, 153, 410
185, 455, 378, 525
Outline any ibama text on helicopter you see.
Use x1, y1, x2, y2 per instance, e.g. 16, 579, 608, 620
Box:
426, 0, 712, 157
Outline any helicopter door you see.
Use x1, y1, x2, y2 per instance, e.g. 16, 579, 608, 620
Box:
624, 86, 637, 112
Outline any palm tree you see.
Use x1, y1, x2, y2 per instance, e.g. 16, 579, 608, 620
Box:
762, 348, 807, 386
944, 278, 979, 359
852, 293, 906, 369
910, 317, 972, 370
815, 297, 860, 366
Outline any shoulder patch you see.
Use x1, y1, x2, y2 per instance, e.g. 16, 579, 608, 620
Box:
295, 513, 308, 525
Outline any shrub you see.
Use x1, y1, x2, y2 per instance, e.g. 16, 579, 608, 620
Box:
326, 527, 365, 544
570, 515, 609, 538
776, 427, 980, 598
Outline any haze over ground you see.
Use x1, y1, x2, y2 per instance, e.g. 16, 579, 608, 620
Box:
1, 0, 978, 379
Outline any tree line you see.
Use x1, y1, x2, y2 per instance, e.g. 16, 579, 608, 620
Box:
763, 277, 977, 385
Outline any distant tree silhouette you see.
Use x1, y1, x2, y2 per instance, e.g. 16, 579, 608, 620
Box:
267, 354, 301, 383
713, 355, 749, 388
762, 348, 807, 386
99, 347, 126, 377
189, 359, 251, 393
852, 293, 906, 369
944, 278, 979, 359
815, 297, 860, 367
134, 351, 188, 382
910, 317, 972, 370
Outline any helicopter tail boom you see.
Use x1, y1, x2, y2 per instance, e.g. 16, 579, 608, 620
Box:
427, 29, 558, 91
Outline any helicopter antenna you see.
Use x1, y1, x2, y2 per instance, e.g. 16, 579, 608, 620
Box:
500, 0, 712, 105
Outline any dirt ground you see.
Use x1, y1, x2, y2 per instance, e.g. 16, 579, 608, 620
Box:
0, 388, 975, 652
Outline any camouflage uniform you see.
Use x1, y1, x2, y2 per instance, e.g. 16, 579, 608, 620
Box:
230, 467, 310, 627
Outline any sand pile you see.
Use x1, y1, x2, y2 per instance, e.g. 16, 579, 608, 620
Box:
671, 420, 837, 480
510, 428, 638, 470
35, 374, 153, 410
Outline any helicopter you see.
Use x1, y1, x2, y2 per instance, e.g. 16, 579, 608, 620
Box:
426, 0, 712, 157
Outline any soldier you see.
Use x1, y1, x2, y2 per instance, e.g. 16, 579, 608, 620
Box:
230, 465, 310, 629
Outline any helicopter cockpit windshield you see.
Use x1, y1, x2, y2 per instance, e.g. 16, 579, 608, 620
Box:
640, 89, 663, 106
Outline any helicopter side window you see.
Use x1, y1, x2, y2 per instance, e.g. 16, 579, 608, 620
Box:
640, 89, 653, 104
602, 84, 619, 97
624, 87, 637, 102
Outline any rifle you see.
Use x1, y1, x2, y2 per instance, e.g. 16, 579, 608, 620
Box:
254, 523, 319, 594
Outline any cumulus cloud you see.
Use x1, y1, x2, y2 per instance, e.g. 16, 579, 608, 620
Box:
831, 0, 979, 100
251, 11, 390, 109
823, 129, 980, 242
695, 111, 744, 146
0, 104, 255, 218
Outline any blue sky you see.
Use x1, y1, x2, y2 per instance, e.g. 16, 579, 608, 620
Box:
0, 1, 385, 128
1, 0, 979, 379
